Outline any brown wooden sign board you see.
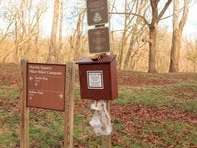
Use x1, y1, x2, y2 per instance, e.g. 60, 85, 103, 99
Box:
88, 27, 110, 53
27, 63, 66, 111
21, 61, 74, 148
87, 0, 108, 26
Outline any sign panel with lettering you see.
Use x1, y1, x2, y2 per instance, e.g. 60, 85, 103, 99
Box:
87, 71, 104, 89
87, 0, 108, 26
88, 27, 110, 53
27, 63, 66, 111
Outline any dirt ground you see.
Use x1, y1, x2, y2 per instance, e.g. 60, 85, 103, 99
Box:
1, 63, 197, 86
0, 63, 197, 147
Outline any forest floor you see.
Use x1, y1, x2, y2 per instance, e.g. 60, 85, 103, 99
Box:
0, 64, 197, 148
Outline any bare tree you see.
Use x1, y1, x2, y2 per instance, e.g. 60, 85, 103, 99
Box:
110, 0, 172, 72
48, 0, 62, 63
169, 0, 190, 72
115, 0, 147, 70
58, 0, 63, 51
1, 0, 46, 63
186, 40, 197, 72
68, 9, 86, 60
122, 1, 147, 70
146, 0, 172, 73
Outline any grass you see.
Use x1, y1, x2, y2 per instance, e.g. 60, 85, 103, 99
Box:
111, 118, 197, 148
116, 82, 197, 112
0, 80, 196, 147
0, 85, 20, 100
141, 121, 197, 147
0, 109, 20, 148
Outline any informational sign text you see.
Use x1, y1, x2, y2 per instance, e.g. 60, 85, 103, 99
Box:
87, 70, 104, 89
27, 63, 66, 111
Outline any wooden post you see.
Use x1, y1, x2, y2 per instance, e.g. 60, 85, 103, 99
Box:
64, 63, 75, 148
20, 59, 29, 148
101, 101, 112, 148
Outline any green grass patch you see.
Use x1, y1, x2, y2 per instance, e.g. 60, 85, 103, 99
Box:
116, 82, 197, 112
0, 85, 20, 100
0, 80, 196, 147
29, 111, 64, 147
112, 118, 197, 147
0, 110, 20, 147
141, 121, 197, 147
0, 131, 19, 148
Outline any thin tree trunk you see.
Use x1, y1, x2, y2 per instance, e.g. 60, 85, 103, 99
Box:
73, 11, 85, 60
118, 0, 128, 70
48, 0, 61, 63
169, 30, 181, 72
169, 0, 189, 72
35, 13, 40, 62
123, 39, 134, 69
148, 24, 157, 73
14, 20, 19, 63
58, 0, 63, 60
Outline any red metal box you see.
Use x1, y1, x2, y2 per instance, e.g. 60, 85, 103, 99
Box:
77, 55, 118, 100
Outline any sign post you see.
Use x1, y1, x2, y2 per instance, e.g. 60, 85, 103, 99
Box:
64, 63, 75, 148
20, 60, 74, 148
20, 59, 29, 148
101, 101, 111, 148
86, 0, 112, 147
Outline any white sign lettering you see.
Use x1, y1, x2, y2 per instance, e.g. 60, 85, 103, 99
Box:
87, 71, 104, 89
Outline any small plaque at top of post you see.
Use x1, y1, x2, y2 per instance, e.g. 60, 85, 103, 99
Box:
87, 0, 108, 26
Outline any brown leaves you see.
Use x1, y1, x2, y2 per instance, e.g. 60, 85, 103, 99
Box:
111, 104, 197, 125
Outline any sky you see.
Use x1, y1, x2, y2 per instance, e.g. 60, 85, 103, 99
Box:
183, 1, 197, 39
0, 0, 197, 39
41, 0, 197, 39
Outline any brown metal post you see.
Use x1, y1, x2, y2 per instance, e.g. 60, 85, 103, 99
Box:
20, 59, 29, 148
101, 101, 112, 148
64, 63, 75, 148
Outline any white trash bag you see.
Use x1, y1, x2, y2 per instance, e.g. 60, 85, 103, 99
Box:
89, 101, 112, 136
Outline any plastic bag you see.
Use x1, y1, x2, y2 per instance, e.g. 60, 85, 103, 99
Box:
89, 101, 112, 136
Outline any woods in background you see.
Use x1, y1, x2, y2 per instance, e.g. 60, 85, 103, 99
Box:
0, 0, 196, 73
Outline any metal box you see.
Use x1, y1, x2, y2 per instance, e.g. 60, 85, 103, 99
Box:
77, 55, 118, 100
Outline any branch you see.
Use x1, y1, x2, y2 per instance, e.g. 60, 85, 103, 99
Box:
158, 0, 172, 20
160, 6, 184, 21
109, 12, 149, 26
179, 0, 190, 32
0, 21, 13, 44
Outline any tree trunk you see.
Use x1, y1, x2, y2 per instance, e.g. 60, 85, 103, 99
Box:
169, 0, 189, 72
48, 0, 61, 63
123, 40, 134, 69
118, 0, 128, 70
148, 25, 157, 73
34, 13, 40, 62
119, 31, 127, 70
14, 20, 19, 63
58, 0, 63, 56
169, 30, 181, 72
